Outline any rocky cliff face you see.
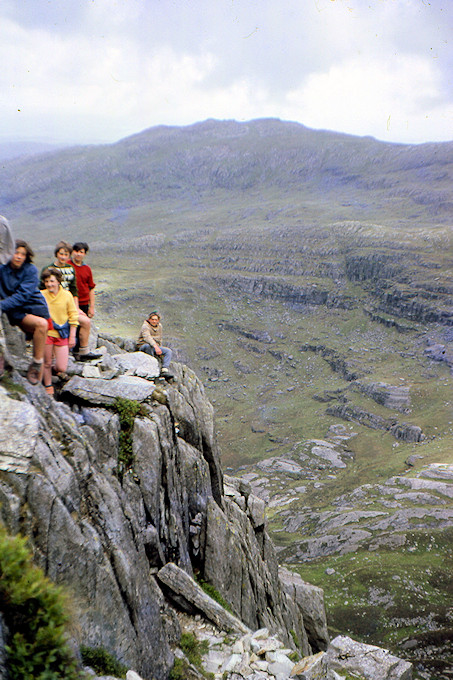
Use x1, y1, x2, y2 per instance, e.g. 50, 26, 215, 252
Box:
0, 317, 329, 679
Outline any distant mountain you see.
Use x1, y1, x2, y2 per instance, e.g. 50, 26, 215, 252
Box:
1, 118, 452, 241
0, 140, 69, 161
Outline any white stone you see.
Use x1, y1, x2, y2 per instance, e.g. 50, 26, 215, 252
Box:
232, 638, 244, 654
82, 365, 101, 378
112, 351, 160, 378
259, 639, 283, 656
268, 652, 294, 677
204, 649, 227, 673
221, 653, 242, 672
126, 671, 145, 680
291, 651, 327, 679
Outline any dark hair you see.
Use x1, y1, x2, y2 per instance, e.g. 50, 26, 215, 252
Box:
72, 241, 89, 253
41, 267, 63, 284
54, 240, 72, 256
15, 239, 34, 263
148, 311, 160, 319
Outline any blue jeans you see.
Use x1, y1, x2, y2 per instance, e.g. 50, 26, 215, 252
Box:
139, 343, 172, 368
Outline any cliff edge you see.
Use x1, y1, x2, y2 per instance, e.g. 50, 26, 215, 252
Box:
0, 317, 413, 680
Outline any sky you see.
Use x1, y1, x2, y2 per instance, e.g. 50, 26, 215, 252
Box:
2, 0, 452, 147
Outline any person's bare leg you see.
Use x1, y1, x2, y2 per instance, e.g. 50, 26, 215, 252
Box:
42, 343, 54, 391
53, 344, 69, 374
20, 314, 47, 361
20, 314, 48, 384
75, 310, 101, 360
78, 310, 90, 350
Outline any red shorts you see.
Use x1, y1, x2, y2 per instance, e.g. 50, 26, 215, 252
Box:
46, 335, 69, 347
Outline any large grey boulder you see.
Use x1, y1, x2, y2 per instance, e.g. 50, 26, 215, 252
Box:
112, 351, 160, 378
62, 374, 156, 404
0, 387, 40, 473
326, 635, 412, 680
202, 494, 311, 655
279, 566, 329, 652
157, 562, 250, 635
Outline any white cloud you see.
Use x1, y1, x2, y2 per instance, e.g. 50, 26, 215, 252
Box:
0, 1, 452, 144
284, 54, 453, 143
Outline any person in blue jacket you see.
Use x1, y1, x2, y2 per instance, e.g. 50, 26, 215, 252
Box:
0, 239, 50, 384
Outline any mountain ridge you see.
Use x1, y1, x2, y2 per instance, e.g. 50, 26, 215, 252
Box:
1, 118, 452, 241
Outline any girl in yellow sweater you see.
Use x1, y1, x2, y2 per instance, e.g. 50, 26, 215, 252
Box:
41, 267, 79, 395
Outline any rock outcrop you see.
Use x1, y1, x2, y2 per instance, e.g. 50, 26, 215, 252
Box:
0, 316, 414, 680
0, 317, 328, 679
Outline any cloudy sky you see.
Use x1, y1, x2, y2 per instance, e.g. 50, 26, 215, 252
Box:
2, 0, 452, 146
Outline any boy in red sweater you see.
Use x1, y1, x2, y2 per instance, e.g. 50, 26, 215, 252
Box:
70, 242, 96, 318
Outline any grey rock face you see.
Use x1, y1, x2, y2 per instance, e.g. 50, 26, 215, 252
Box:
111, 351, 160, 378
0, 317, 330, 680
62, 374, 157, 405
157, 562, 250, 635
0, 386, 40, 473
326, 403, 423, 442
353, 380, 411, 412
279, 567, 329, 652
327, 635, 413, 680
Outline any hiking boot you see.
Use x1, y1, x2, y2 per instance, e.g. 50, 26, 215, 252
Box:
26, 360, 42, 385
75, 351, 102, 362
160, 367, 174, 380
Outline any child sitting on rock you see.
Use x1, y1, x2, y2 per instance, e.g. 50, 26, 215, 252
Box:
40, 267, 79, 395
0, 239, 50, 384
137, 311, 173, 378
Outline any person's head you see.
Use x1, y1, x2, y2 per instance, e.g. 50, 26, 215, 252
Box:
54, 240, 72, 264
71, 242, 89, 265
148, 311, 160, 327
10, 239, 34, 269
41, 267, 62, 293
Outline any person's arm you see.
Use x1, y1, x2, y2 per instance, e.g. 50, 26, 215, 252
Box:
68, 265, 79, 299
88, 287, 95, 318
0, 265, 39, 313
67, 292, 79, 349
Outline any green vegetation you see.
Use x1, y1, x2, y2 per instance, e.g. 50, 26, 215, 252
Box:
113, 397, 146, 480
80, 645, 127, 678
169, 657, 190, 680
195, 576, 233, 614
0, 527, 81, 680
293, 528, 453, 654
170, 632, 213, 680
0, 372, 27, 397
290, 629, 300, 651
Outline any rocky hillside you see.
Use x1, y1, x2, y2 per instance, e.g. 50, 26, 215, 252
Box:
0, 315, 418, 680
1, 117, 452, 679
2, 118, 453, 243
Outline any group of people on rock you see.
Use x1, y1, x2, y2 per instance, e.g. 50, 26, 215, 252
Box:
0, 216, 173, 393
